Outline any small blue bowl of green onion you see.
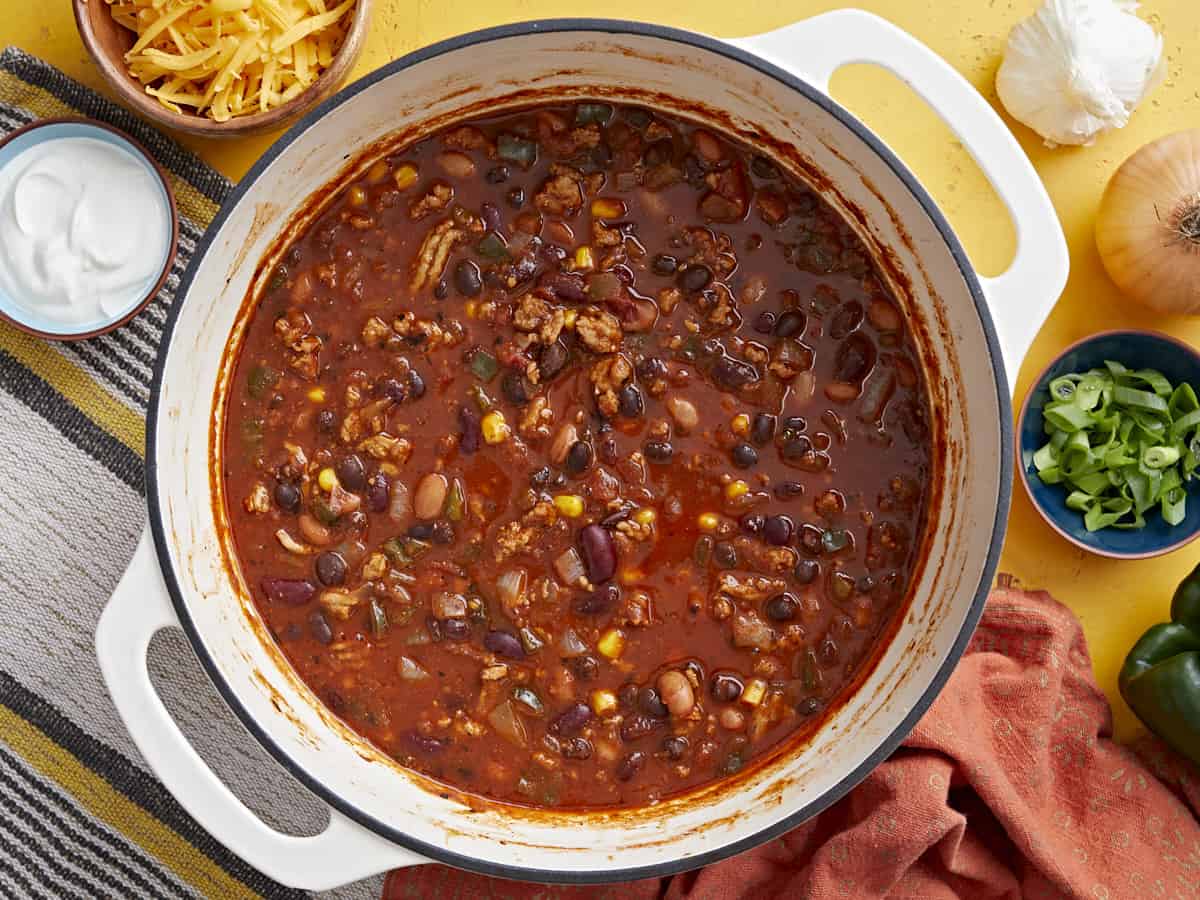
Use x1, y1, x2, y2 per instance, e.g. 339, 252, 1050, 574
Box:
1018, 330, 1200, 559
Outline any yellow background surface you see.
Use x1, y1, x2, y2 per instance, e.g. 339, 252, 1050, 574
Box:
8, 1, 1200, 741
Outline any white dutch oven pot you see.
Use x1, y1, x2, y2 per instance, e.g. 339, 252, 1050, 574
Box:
97, 12, 1068, 890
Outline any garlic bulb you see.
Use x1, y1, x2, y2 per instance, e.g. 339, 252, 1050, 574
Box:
996, 0, 1165, 147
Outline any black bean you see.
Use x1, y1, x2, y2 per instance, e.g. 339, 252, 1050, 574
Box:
782, 415, 807, 433
366, 473, 390, 512
442, 617, 471, 641
798, 697, 822, 717
683, 660, 706, 685
565, 441, 593, 476
458, 406, 481, 454
618, 682, 639, 709
501, 372, 531, 405
261, 578, 315, 606
618, 383, 645, 418
567, 655, 599, 681
677, 264, 712, 292
619, 714, 656, 743
731, 443, 758, 469
714, 541, 738, 569
485, 165, 510, 184
713, 356, 760, 390
754, 311, 776, 334
765, 592, 799, 622
773, 309, 807, 338
599, 505, 634, 528
643, 440, 674, 463
798, 523, 823, 556
598, 433, 620, 465
539, 271, 588, 303
316, 409, 336, 433
408, 522, 435, 540
834, 333, 877, 383
857, 574, 876, 593
636, 356, 668, 381
538, 339, 569, 381
561, 737, 593, 760
408, 369, 426, 399
710, 671, 744, 703
774, 480, 805, 500
273, 482, 301, 513
453, 260, 482, 297
335, 455, 366, 491
763, 514, 794, 546
315, 552, 347, 587
434, 279, 449, 300
637, 686, 669, 718
740, 512, 765, 535
573, 584, 619, 615
506, 186, 525, 208
550, 702, 592, 736
652, 254, 678, 276
484, 629, 526, 659
750, 413, 776, 446
530, 465, 554, 488
308, 610, 333, 645
751, 155, 780, 179
830, 300, 864, 339
579, 524, 617, 583
795, 559, 820, 585
780, 435, 813, 461
481, 202, 502, 232
431, 520, 455, 545
378, 378, 407, 403
663, 735, 689, 760
819, 635, 840, 667
616, 751, 647, 781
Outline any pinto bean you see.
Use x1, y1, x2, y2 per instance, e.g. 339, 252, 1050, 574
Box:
657, 670, 695, 718
414, 473, 448, 519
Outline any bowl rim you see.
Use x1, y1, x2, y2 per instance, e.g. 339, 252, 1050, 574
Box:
144, 18, 1012, 883
72, 0, 372, 137
0, 116, 179, 341
1017, 328, 1200, 560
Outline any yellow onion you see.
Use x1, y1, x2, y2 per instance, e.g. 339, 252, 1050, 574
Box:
1096, 130, 1200, 315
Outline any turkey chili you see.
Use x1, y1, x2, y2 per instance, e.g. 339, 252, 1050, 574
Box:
223, 102, 932, 809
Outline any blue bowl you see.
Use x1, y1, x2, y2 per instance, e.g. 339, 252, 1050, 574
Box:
0, 118, 177, 340
1018, 330, 1200, 559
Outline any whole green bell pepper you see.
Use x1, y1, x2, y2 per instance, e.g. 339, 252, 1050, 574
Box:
1119, 562, 1200, 766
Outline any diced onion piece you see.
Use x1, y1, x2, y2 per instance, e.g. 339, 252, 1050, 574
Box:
387, 478, 410, 522
554, 547, 586, 585
274, 528, 310, 555
487, 700, 528, 748
558, 627, 589, 658
496, 569, 527, 612
397, 656, 430, 681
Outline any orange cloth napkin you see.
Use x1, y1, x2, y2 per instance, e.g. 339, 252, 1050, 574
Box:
383, 584, 1200, 900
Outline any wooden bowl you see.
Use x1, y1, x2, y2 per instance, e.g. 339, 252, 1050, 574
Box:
72, 0, 372, 138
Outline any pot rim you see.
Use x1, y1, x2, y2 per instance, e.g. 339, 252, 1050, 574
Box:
145, 17, 1012, 884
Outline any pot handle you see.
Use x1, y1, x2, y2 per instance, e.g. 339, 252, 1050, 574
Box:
730, 9, 1068, 391
96, 527, 427, 890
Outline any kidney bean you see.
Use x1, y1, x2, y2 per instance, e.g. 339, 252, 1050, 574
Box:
484, 629, 526, 659
459, 406, 482, 454
307, 610, 333, 645
261, 578, 315, 606
573, 584, 619, 615
538, 339, 570, 381
414, 473, 448, 520
579, 524, 617, 583
550, 702, 592, 736
481, 202, 502, 232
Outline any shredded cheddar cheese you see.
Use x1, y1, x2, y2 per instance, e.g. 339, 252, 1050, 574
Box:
105, 0, 356, 122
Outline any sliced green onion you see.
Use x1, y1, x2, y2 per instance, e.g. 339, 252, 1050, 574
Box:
469, 349, 499, 382
1143, 445, 1182, 469
497, 134, 538, 168
1112, 385, 1169, 414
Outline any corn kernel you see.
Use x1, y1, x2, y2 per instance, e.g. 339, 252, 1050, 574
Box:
553, 494, 585, 518
725, 480, 750, 501
697, 512, 719, 532
317, 467, 339, 492
465, 300, 479, 318
574, 245, 595, 271
597, 628, 626, 659
591, 197, 626, 219
307, 386, 326, 403
481, 410, 510, 445
740, 678, 767, 707
367, 159, 390, 183
633, 507, 657, 526
590, 689, 618, 717
619, 568, 644, 585
393, 163, 418, 190
348, 185, 368, 207
731, 414, 751, 437
563, 308, 578, 329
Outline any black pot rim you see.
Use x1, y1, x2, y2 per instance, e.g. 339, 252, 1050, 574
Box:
145, 17, 1012, 886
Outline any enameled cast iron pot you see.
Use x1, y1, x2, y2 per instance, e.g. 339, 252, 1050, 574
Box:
97, 13, 1068, 890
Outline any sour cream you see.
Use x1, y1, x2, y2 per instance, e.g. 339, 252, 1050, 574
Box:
0, 136, 171, 326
